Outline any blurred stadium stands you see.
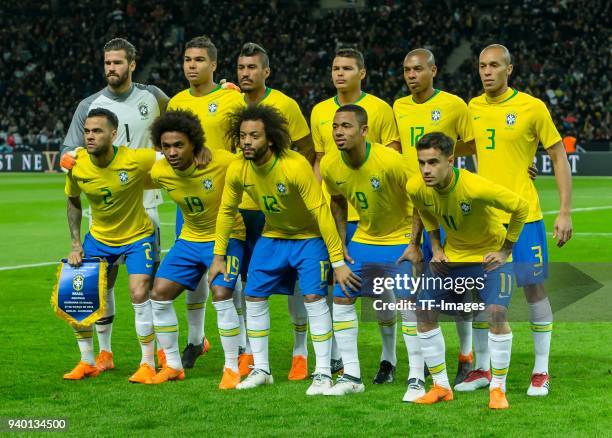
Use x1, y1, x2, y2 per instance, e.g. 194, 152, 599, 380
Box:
1, 0, 609, 153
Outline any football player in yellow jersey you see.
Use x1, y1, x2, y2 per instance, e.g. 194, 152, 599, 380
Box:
166, 36, 244, 370
393, 48, 476, 387
407, 132, 529, 409
63, 108, 158, 383
143, 110, 246, 389
459, 44, 573, 397
320, 105, 423, 398
236, 42, 315, 380
208, 105, 360, 395
310, 47, 401, 374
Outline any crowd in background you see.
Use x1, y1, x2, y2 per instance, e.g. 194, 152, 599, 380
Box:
1, 0, 609, 153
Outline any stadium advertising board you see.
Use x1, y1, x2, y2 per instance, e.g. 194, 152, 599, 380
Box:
1, 152, 611, 175
0, 152, 61, 172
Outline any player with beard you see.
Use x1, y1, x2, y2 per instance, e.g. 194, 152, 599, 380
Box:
237, 42, 314, 380
60, 38, 168, 374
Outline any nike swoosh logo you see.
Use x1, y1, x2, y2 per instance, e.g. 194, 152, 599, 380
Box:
399, 114, 409, 119
166, 188, 177, 192
424, 202, 434, 207
146, 264, 152, 268
82, 179, 91, 183
320, 120, 330, 126
473, 116, 481, 120
244, 184, 255, 188
336, 181, 346, 185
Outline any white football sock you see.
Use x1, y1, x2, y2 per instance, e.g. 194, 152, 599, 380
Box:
454, 315, 473, 357
213, 298, 241, 372
489, 332, 513, 392
327, 289, 341, 361
246, 300, 270, 373
151, 299, 181, 370
377, 315, 397, 366
400, 308, 424, 381
95, 286, 115, 353
332, 302, 360, 379
288, 290, 308, 357
304, 299, 332, 376
186, 276, 208, 346
473, 311, 490, 371
233, 280, 249, 354
529, 298, 553, 374
418, 326, 450, 389
74, 327, 94, 365
133, 300, 155, 368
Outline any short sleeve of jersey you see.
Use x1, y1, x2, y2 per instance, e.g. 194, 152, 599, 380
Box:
455, 98, 474, 142
285, 99, 310, 142
65, 173, 81, 197
310, 106, 324, 153
378, 102, 401, 145
533, 99, 562, 149
133, 149, 157, 172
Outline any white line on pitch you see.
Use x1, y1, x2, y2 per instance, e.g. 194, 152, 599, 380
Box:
546, 232, 612, 237
543, 206, 612, 215
0, 249, 170, 272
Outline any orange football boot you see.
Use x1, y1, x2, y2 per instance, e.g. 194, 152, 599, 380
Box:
203, 338, 211, 353
415, 384, 454, 404
238, 353, 254, 377
95, 351, 114, 371
63, 361, 101, 380
146, 366, 185, 384
219, 368, 240, 389
157, 349, 167, 370
288, 355, 308, 381
129, 363, 156, 384
489, 388, 509, 409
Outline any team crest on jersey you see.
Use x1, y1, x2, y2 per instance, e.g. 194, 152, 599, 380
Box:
208, 102, 218, 114
276, 182, 288, 195
370, 175, 382, 191
202, 178, 213, 191
459, 200, 472, 215
138, 102, 149, 118
431, 109, 442, 122
72, 274, 84, 292
118, 171, 129, 184
506, 112, 517, 126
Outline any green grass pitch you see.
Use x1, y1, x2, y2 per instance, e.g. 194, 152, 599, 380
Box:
1, 174, 611, 436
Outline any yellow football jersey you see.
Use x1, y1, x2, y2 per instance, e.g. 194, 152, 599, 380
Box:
245, 88, 310, 142
311, 92, 400, 221
238, 87, 311, 210
393, 89, 473, 175
65, 146, 155, 246
469, 88, 562, 223
214, 150, 344, 263
149, 149, 246, 243
167, 85, 244, 151
311, 92, 400, 154
407, 168, 529, 262
320, 142, 413, 245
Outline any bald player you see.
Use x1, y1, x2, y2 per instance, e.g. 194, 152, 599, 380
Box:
393, 48, 475, 386
457, 44, 572, 397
